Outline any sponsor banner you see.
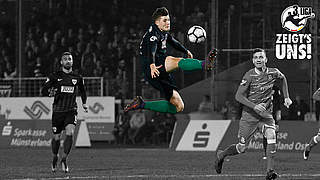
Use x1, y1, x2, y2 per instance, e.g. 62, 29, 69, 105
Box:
174, 120, 231, 151
218, 120, 320, 152
0, 119, 85, 148
0, 97, 115, 122
87, 122, 115, 141
0, 120, 52, 148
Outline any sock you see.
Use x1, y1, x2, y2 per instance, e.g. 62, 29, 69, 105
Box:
266, 143, 276, 171
51, 139, 60, 155
221, 144, 240, 158
263, 137, 267, 156
308, 135, 319, 149
178, 58, 203, 71
63, 135, 73, 155
144, 100, 177, 114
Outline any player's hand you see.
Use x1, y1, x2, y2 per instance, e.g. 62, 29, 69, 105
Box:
313, 88, 320, 101
48, 88, 57, 97
187, 50, 193, 59
82, 104, 88, 113
254, 103, 266, 113
150, 63, 163, 78
284, 97, 292, 108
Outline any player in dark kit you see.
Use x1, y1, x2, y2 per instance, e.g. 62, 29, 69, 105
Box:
214, 48, 292, 180
41, 52, 88, 173
303, 88, 320, 160
124, 7, 217, 114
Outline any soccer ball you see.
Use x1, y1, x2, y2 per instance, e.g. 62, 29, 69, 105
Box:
187, 25, 206, 43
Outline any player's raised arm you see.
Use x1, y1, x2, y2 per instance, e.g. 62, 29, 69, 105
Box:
149, 37, 163, 78
276, 68, 292, 108
235, 73, 256, 109
41, 74, 56, 97
78, 76, 88, 112
167, 34, 188, 54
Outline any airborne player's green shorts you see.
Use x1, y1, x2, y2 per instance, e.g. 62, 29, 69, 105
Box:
140, 55, 178, 101
238, 110, 276, 144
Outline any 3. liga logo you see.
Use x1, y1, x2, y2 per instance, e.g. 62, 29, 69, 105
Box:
281, 5, 315, 32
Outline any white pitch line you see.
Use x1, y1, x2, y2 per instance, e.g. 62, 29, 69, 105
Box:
11, 173, 320, 180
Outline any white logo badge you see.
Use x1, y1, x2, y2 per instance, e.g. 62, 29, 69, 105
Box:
2, 121, 12, 136
281, 5, 315, 32
57, 79, 62, 81
150, 36, 157, 42
72, 79, 77, 85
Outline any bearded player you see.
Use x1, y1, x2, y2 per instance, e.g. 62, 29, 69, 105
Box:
214, 48, 292, 180
124, 7, 217, 114
42, 52, 88, 173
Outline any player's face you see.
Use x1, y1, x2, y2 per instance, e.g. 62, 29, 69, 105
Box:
61, 55, 73, 70
156, 15, 170, 31
252, 51, 267, 69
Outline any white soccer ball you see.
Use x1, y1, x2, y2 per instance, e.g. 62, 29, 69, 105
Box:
187, 25, 206, 43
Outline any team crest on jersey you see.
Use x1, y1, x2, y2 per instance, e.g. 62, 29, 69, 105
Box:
150, 36, 157, 42
240, 137, 246, 144
149, 26, 152, 32
72, 79, 77, 85
268, 75, 273, 80
45, 78, 49, 83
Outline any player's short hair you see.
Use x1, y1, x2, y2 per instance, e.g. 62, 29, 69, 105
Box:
252, 48, 266, 57
61, 52, 72, 59
152, 7, 169, 21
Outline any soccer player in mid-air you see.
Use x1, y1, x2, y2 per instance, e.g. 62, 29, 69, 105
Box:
214, 48, 292, 180
303, 88, 320, 160
42, 52, 88, 173
124, 7, 217, 114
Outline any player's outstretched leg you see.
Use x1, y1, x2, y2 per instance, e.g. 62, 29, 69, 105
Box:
215, 143, 241, 174
177, 48, 217, 72
303, 135, 319, 160
203, 48, 218, 71
262, 136, 267, 160
124, 96, 178, 114
124, 96, 145, 112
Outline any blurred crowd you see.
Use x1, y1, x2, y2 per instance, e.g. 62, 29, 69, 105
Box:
0, 0, 208, 99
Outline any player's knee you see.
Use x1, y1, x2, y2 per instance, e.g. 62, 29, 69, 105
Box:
176, 102, 184, 112
314, 135, 320, 143
65, 125, 75, 136
236, 143, 246, 153
53, 134, 61, 141
265, 128, 276, 144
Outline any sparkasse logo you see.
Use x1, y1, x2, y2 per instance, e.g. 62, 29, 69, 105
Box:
281, 5, 315, 32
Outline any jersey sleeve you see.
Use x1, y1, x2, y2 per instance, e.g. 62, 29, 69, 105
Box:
274, 68, 285, 79
146, 28, 159, 65
41, 73, 56, 96
167, 34, 188, 54
235, 71, 255, 109
78, 76, 87, 104
239, 71, 252, 88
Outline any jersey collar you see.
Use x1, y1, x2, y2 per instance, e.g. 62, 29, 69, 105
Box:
254, 67, 268, 75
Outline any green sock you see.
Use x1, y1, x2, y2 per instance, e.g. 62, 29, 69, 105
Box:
144, 100, 177, 114
178, 58, 203, 71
